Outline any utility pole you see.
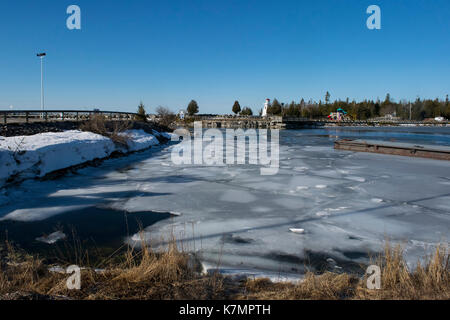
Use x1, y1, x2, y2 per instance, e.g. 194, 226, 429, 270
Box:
409, 103, 412, 121
37, 53, 46, 112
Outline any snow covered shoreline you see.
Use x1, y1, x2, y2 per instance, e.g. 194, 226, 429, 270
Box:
0, 129, 173, 188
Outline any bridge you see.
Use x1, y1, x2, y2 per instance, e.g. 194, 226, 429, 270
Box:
0, 110, 139, 125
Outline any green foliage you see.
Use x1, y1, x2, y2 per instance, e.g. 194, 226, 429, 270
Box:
232, 101, 241, 115
282, 101, 301, 117
136, 102, 147, 122
325, 91, 331, 104
267, 99, 282, 115
261, 95, 449, 121
187, 100, 199, 116
240, 107, 253, 116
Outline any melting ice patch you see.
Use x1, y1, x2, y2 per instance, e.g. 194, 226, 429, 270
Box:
220, 190, 257, 203
0, 205, 90, 222
36, 231, 66, 244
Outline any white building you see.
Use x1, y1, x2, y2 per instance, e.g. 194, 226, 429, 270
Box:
435, 116, 445, 122
262, 99, 271, 117
178, 110, 185, 120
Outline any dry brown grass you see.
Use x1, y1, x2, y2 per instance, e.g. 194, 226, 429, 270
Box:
241, 244, 449, 300
240, 272, 359, 300
80, 114, 131, 147
1, 241, 448, 300
0, 241, 52, 298
356, 244, 450, 299
0, 239, 228, 300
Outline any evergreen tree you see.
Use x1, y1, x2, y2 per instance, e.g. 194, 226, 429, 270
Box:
240, 107, 253, 116
282, 101, 301, 117
267, 98, 282, 115
300, 98, 305, 107
136, 102, 147, 122
187, 100, 199, 116
232, 101, 241, 115
356, 104, 371, 120
325, 91, 331, 104
373, 102, 381, 117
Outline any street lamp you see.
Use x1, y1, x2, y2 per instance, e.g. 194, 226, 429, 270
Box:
37, 52, 46, 112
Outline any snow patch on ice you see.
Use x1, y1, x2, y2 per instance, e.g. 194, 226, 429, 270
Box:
220, 190, 257, 203
36, 231, 66, 244
0, 205, 90, 222
293, 166, 309, 172
345, 176, 366, 182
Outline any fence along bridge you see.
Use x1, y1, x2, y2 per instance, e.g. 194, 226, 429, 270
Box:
0, 110, 139, 125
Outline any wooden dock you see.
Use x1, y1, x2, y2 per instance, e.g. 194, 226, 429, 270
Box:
334, 139, 450, 161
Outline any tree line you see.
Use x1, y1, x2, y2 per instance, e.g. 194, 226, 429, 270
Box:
264, 93, 449, 120
136, 93, 449, 123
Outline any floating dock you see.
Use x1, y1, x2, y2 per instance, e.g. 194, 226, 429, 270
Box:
334, 139, 450, 161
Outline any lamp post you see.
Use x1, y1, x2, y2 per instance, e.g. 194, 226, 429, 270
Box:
37, 53, 46, 112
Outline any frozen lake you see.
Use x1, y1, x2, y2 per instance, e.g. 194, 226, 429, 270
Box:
1, 127, 449, 279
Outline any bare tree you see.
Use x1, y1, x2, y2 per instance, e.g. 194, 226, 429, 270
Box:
156, 106, 176, 127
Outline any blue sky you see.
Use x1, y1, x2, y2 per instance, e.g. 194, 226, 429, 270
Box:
0, 0, 448, 114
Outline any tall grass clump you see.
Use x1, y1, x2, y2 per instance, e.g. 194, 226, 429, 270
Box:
80, 114, 131, 147
356, 244, 449, 299
242, 244, 449, 300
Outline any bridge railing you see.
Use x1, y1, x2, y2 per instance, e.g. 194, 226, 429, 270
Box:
0, 110, 139, 125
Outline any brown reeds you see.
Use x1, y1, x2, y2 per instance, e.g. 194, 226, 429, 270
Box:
1, 240, 448, 300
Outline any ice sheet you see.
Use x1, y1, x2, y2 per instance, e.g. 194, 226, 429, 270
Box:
1, 128, 449, 278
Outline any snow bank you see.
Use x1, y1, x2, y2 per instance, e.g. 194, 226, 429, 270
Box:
121, 129, 160, 151
0, 129, 170, 187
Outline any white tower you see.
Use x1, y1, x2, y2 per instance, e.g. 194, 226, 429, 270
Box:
262, 99, 270, 117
